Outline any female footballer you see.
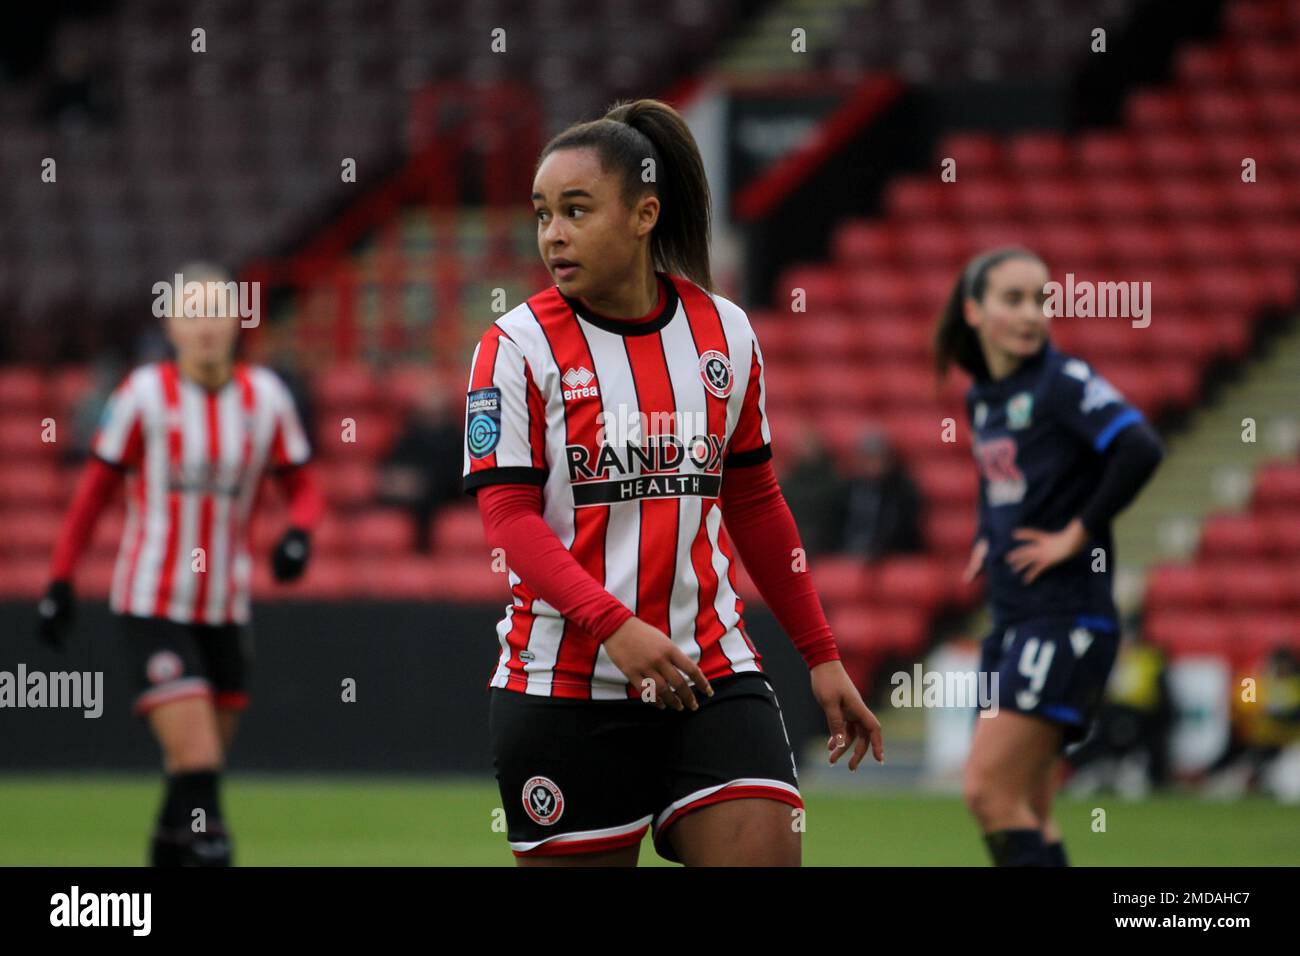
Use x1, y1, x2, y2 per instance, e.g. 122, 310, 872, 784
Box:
37, 263, 323, 866
462, 98, 884, 866
935, 247, 1164, 866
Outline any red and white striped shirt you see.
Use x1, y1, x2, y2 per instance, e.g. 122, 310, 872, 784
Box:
92, 361, 312, 625
462, 273, 774, 698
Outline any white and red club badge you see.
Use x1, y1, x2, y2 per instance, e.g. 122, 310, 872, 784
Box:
522, 776, 565, 826
698, 350, 734, 398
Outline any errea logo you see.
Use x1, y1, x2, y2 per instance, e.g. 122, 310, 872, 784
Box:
562, 366, 598, 400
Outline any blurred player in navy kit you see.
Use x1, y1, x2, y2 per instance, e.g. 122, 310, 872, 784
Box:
934, 247, 1164, 866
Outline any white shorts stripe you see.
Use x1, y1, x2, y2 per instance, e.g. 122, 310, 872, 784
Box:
509, 814, 653, 854
653, 778, 802, 832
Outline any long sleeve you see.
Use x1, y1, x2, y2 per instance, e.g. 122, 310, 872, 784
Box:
276, 462, 325, 530
719, 458, 840, 668
49, 457, 123, 580
476, 483, 634, 642
1078, 419, 1164, 537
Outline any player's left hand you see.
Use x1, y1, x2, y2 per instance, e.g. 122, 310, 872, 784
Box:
1005, 518, 1088, 584
271, 527, 311, 582
811, 660, 884, 770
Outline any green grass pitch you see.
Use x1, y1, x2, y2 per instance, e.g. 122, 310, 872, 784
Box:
2, 776, 1295, 866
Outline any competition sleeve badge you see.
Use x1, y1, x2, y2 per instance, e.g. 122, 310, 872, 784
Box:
466, 387, 503, 459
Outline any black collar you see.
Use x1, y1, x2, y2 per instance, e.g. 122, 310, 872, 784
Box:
560, 273, 679, 336
975, 340, 1053, 395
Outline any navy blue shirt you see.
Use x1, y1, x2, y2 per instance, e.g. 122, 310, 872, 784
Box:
967, 341, 1145, 629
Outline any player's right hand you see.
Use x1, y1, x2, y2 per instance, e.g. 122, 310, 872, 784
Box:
36, 580, 75, 649
603, 617, 713, 712
962, 537, 989, 584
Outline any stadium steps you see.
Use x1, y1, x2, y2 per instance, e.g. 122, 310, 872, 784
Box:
712, 0, 860, 77
273, 208, 547, 367
1111, 312, 1300, 614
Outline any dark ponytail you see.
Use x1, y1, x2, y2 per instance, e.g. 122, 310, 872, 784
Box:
933, 246, 1043, 382
537, 98, 713, 291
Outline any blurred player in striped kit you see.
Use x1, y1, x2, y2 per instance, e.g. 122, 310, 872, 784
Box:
464, 99, 883, 866
37, 262, 323, 866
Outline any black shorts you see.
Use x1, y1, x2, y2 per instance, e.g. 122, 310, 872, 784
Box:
977, 615, 1120, 747
119, 614, 253, 717
489, 672, 802, 862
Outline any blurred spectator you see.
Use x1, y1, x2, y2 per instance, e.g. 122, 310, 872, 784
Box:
376, 390, 462, 552
778, 427, 844, 557
1203, 648, 1300, 802
260, 315, 319, 447
66, 355, 124, 464
40, 34, 115, 132
1066, 630, 1173, 798
832, 427, 922, 561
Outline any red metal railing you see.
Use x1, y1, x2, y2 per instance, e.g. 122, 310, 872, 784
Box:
242, 81, 544, 368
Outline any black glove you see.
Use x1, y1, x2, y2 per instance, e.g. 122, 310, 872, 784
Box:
271, 528, 311, 582
37, 580, 75, 649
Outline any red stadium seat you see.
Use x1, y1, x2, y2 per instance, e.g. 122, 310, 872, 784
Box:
1075, 133, 1141, 175
0, 367, 43, 409
316, 461, 376, 507
937, 131, 1003, 175
1006, 132, 1070, 175
0, 416, 60, 461
924, 507, 977, 555
832, 220, 897, 267
810, 555, 872, 606
1126, 90, 1193, 129
315, 363, 377, 411
1145, 563, 1213, 613
1189, 89, 1260, 129
0, 463, 62, 507
843, 272, 921, 311
1238, 42, 1300, 87
351, 510, 416, 555
875, 557, 949, 614
1206, 563, 1291, 610
1144, 609, 1230, 657
915, 460, 978, 507
895, 221, 970, 264
1085, 178, 1160, 218
1175, 44, 1239, 86
775, 267, 845, 311
0, 509, 59, 555
1198, 512, 1268, 560
1266, 514, 1300, 557
887, 178, 949, 219
433, 503, 488, 555
1134, 132, 1212, 173
1234, 612, 1300, 664
1253, 462, 1300, 511
1021, 178, 1089, 218
951, 178, 1022, 218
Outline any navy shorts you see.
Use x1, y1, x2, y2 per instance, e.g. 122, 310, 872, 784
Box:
977, 615, 1120, 747
119, 614, 252, 717
488, 672, 802, 862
